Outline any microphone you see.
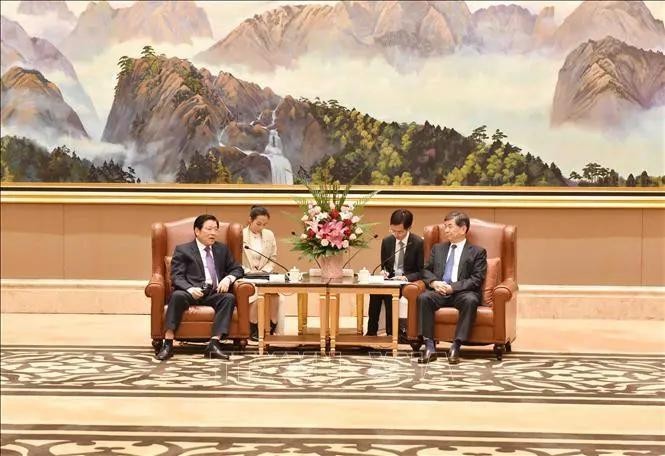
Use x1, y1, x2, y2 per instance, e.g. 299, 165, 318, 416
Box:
342, 233, 379, 268
371, 239, 411, 275
243, 244, 289, 273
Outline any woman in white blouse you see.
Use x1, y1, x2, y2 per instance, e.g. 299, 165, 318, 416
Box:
242, 206, 281, 340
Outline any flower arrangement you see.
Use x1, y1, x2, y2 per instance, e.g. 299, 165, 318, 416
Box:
291, 180, 376, 262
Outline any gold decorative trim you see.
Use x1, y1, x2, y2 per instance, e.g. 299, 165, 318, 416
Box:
1, 183, 663, 208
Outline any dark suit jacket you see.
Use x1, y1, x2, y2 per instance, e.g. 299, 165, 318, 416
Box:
422, 240, 487, 295
170, 240, 244, 291
379, 233, 424, 282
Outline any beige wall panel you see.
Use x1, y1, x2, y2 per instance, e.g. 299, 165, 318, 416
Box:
2, 203, 663, 286
1, 204, 64, 278
63, 205, 207, 279
642, 209, 665, 285
495, 208, 644, 285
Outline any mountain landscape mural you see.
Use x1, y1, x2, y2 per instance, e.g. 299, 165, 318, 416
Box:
0, 0, 663, 187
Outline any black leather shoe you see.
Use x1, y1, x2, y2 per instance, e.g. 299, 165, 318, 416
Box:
249, 323, 258, 342
365, 331, 377, 337
204, 340, 230, 360
417, 347, 437, 364
270, 320, 278, 335
448, 343, 461, 364
155, 340, 174, 361
398, 328, 409, 344
398, 319, 409, 344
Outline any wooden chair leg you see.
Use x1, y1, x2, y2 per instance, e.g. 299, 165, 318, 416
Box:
298, 293, 308, 335
356, 294, 364, 335
152, 338, 162, 354
493, 344, 505, 360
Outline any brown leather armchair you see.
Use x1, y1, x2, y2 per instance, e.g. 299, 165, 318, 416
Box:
403, 218, 517, 359
145, 217, 254, 352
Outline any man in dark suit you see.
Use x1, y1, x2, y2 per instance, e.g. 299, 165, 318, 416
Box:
418, 211, 487, 365
155, 214, 244, 361
366, 209, 424, 342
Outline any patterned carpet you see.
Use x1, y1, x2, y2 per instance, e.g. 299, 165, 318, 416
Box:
2, 344, 664, 455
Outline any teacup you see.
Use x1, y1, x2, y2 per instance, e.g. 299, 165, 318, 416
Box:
357, 268, 370, 283
288, 267, 303, 282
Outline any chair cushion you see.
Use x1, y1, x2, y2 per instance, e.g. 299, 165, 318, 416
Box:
482, 257, 501, 307
162, 305, 229, 322
165, 256, 173, 292
436, 306, 494, 326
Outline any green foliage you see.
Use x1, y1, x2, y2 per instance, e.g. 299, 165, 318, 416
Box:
174, 150, 236, 184
567, 164, 662, 187
1, 136, 139, 183
304, 98, 480, 185
303, 98, 574, 186
140, 45, 156, 58
443, 141, 566, 186
117, 55, 134, 76
290, 171, 378, 260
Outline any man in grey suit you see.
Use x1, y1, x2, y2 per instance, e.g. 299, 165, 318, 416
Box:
418, 211, 487, 364
155, 214, 244, 361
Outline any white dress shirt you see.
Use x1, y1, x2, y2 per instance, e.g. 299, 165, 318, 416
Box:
195, 239, 215, 285
195, 239, 235, 285
393, 231, 410, 273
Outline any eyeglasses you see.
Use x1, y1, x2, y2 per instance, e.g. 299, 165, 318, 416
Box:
389, 228, 407, 236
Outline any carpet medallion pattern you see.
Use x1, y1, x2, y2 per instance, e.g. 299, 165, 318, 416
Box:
2, 345, 663, 455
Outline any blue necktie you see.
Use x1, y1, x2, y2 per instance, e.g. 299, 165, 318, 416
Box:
442, 244, 457, 283
204, 246, 218, 287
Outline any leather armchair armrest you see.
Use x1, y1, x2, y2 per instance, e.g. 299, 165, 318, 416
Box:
492, 278, 518, 343
146, 274, 165, 339
494, 278, 517, 301
403, 280, 426, 339
233, 280, 255, 337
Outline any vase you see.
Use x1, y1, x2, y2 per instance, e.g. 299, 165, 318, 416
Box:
319, 253, 345, 279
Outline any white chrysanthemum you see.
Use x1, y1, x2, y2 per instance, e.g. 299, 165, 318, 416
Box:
355, 227, 363, 234
349, 233, 357, 240
320, 239, 330, 247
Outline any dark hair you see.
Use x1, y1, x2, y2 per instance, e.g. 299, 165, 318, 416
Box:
444, 211, 470, 233
193, 214, 219, 231
390, 209, 413, 229
249, 205, 270, 220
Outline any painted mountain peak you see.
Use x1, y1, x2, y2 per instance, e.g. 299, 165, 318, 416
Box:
102, 51, 284, 181
552, 0, 665, 53
551, 36, 665, 128
1, 66, 89, 139
60, 1, 213, 60
0, 15, 99, 135
195, 1, 474, 71
17, 0, 76, 22
1, 15, 75, 77
467, 3, 537, 53
196, 0, 665, 71
103, 48, 572, 186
